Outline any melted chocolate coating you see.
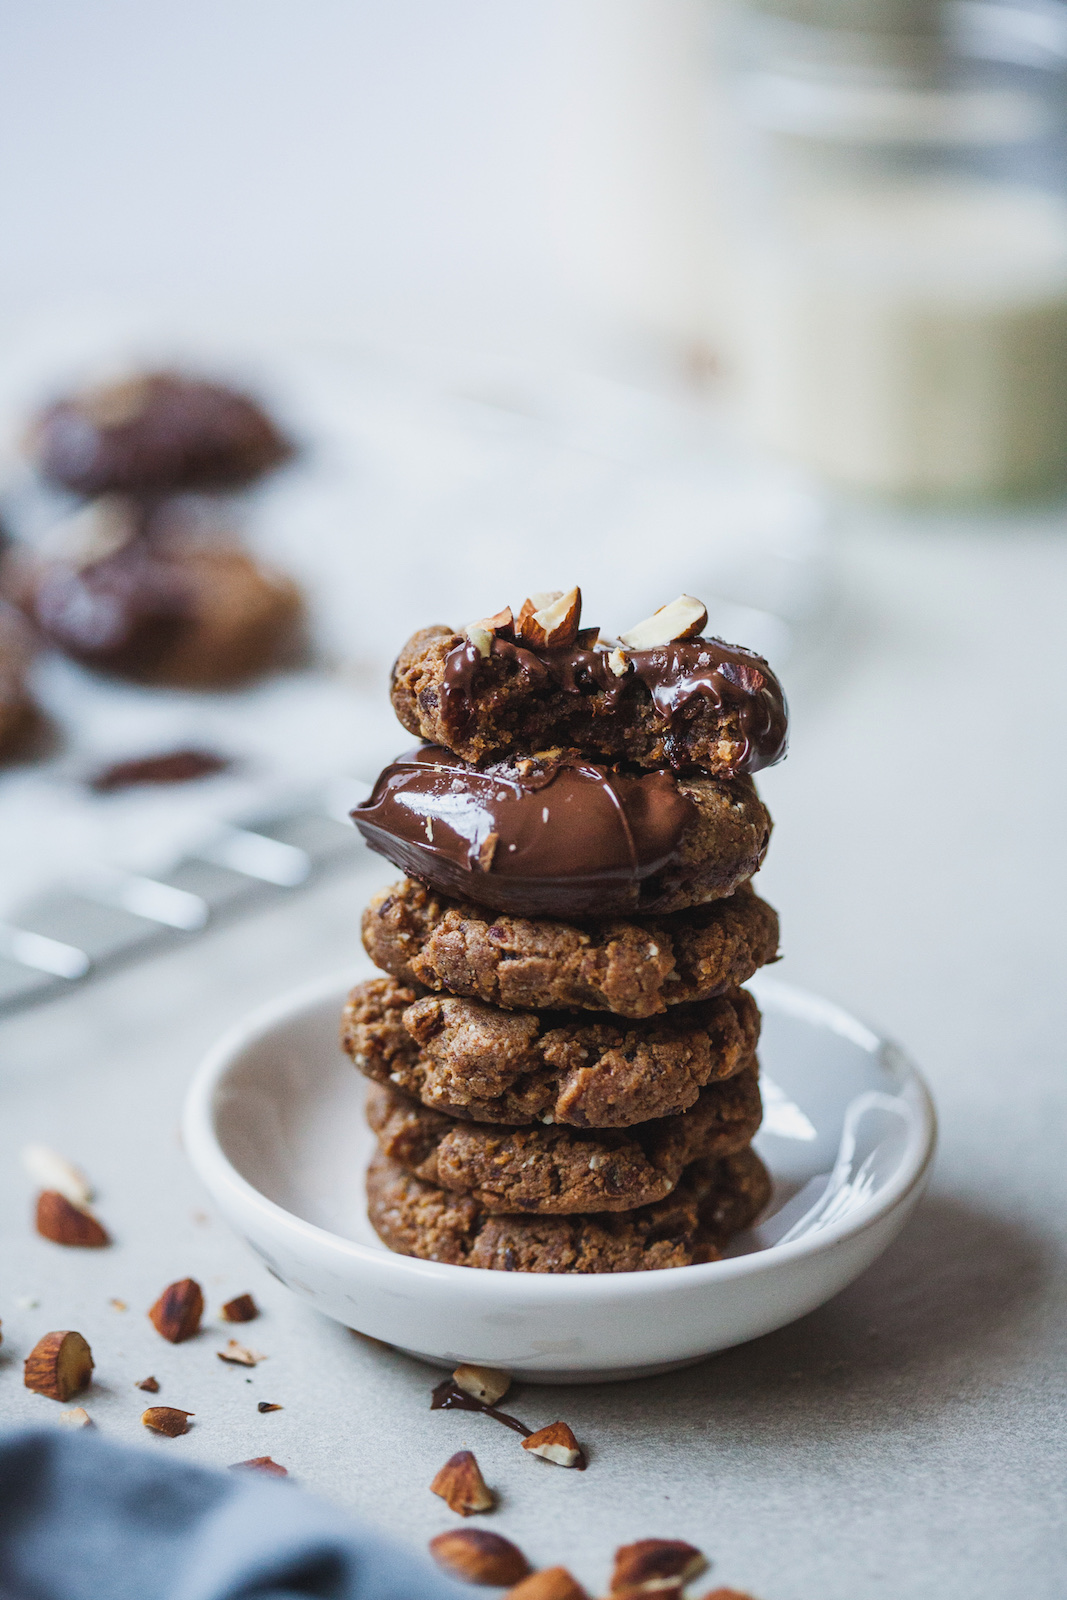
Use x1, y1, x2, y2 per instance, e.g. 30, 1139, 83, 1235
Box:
441, 632, 787, 776
353, 745, 698, 918
31, 541, 194, 665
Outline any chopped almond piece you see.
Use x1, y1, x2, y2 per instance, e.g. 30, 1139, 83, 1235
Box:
142, 1407, 192, 1437
431, 1449, 495, 1515
429, 1530, 531, 1586
506, 1568, 590, 1600
521, 1420, 584, 1468
220, 1293, 259, 1323
24, 1331, 93, 1401
35, 1192, 109, 1248
619, 596, 708, 651
148, 1278, 203, 1343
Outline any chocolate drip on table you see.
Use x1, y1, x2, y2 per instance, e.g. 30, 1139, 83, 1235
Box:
352, 744, 697, 918
440, 631, 787, 776
430, 1379, 588, 1467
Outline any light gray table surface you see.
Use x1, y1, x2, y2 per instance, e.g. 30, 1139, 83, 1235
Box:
1, 517, 1065, 1600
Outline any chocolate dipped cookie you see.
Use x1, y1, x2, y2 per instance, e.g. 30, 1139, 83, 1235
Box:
343, 975, 760, 1127
365, 1146, 771, 1272
0, 599, 37, 757
362, 877, 779, 1020
29, 372, 293, 496
390, 591, 787, 778
353, 745, 771, 917
22, 534, 303, 687
365, 1071, 762, 1213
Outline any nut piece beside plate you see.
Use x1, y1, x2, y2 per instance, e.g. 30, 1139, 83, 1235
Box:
431, 1449, 495, 1515
430, 1529, 532, 1586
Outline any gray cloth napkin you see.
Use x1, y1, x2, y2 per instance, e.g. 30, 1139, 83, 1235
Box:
0, 1428, 470, 1600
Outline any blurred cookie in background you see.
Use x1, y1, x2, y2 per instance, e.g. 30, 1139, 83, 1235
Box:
0, 597, 40, 758
8, 499, 305, 689
27, 371, 294, 498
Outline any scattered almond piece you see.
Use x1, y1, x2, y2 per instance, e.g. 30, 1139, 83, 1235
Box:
521, 1420, 584, 1468
109, 1298, 127, 1311
148, 1278, 203, 1343
136, 1376, 160, 1393
59, 1407, 93, 1429
142, 1407, 192, 1437
230, 1456, 287, 1476
610, 1540, 707, 1593
24, 1331, 94, 1401
618, 596, 708, 651
35, 1191, 110, 1249
220, 1293, 259, 1323
218, 1339, 266, 1367
516, 587, 581, 649
452, 1363, 511, 1406
257, 1401, 283, 1413
505, 1568, 590, 1600
429, 1530, 531, 1587
21, 1144, 93, 1207
698, 1590, 760, 1600
431, 1449, 495, 1516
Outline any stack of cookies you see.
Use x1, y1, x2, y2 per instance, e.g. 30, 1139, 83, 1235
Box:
344, 589, 788, 1274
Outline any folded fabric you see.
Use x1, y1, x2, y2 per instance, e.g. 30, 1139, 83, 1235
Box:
0, 1428, 470, 1600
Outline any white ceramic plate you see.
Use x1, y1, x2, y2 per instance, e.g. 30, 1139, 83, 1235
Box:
182, 973, 936, 1383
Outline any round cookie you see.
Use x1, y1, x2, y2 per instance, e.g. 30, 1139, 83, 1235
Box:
361, 877, 779, 1020
26, 536, 303, 687
366, 1147, 772, 1272
390, 621, 787, 778
364, 1071, 761, 1214
29, 372, 293, 496
353, 745, 771, 917
343, 975, 761, 1127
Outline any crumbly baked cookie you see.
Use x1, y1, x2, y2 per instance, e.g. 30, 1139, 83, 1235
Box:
366, 1147, 771, 1272
29, 372, 293, 495
364, 1070, 761, 1214
390, 620, 787, 778
361, 878, 779, 1020
353, 745, 771, 917
25, 538, 303, 687
343, 975, 761, 1127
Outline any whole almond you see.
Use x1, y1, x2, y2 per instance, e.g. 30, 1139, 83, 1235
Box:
24, 1331, 94, 1401
142, 1407, 192, 1437
429, 1529, 531, 1587
506, 1567, 590, 1600
148, 1278, 203, 1343
35, 1191, 109, 1248
521, 1420, 584, 1468
610, 1540, 707, 1592
220, 1293, 259, 1323
431, 1449, 495, 1515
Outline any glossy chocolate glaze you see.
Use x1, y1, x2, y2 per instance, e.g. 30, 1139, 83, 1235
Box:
353, 745, 697, 918
31, 540, 194, 664
440, 631, 787, 776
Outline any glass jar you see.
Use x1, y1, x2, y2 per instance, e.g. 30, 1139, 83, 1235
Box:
717, 0, 1067, 499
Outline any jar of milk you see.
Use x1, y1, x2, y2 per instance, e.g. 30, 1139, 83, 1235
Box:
721, 0, 1067, 499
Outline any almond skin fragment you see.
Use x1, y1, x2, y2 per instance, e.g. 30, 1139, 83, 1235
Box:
429, 1530, 531, 1587
24, 1331, 94, 1401
257, 1401, 283, 1413
35, 1191, 110, 1248
142, 1407, 192, 1437
506, 1568, 590, 1600
148, 1278, 203, 1343
610, 1540, 708, 1592
230, 1456, 288, 1476
217, 1339, 265, 1366
136, 1376, 160, 1393
220, 1293, 259, 1323
452, 1363, 511, 1406
431, 1449, 495, 1515
619, 596, 708, 651
521, 1420, 584, 1468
